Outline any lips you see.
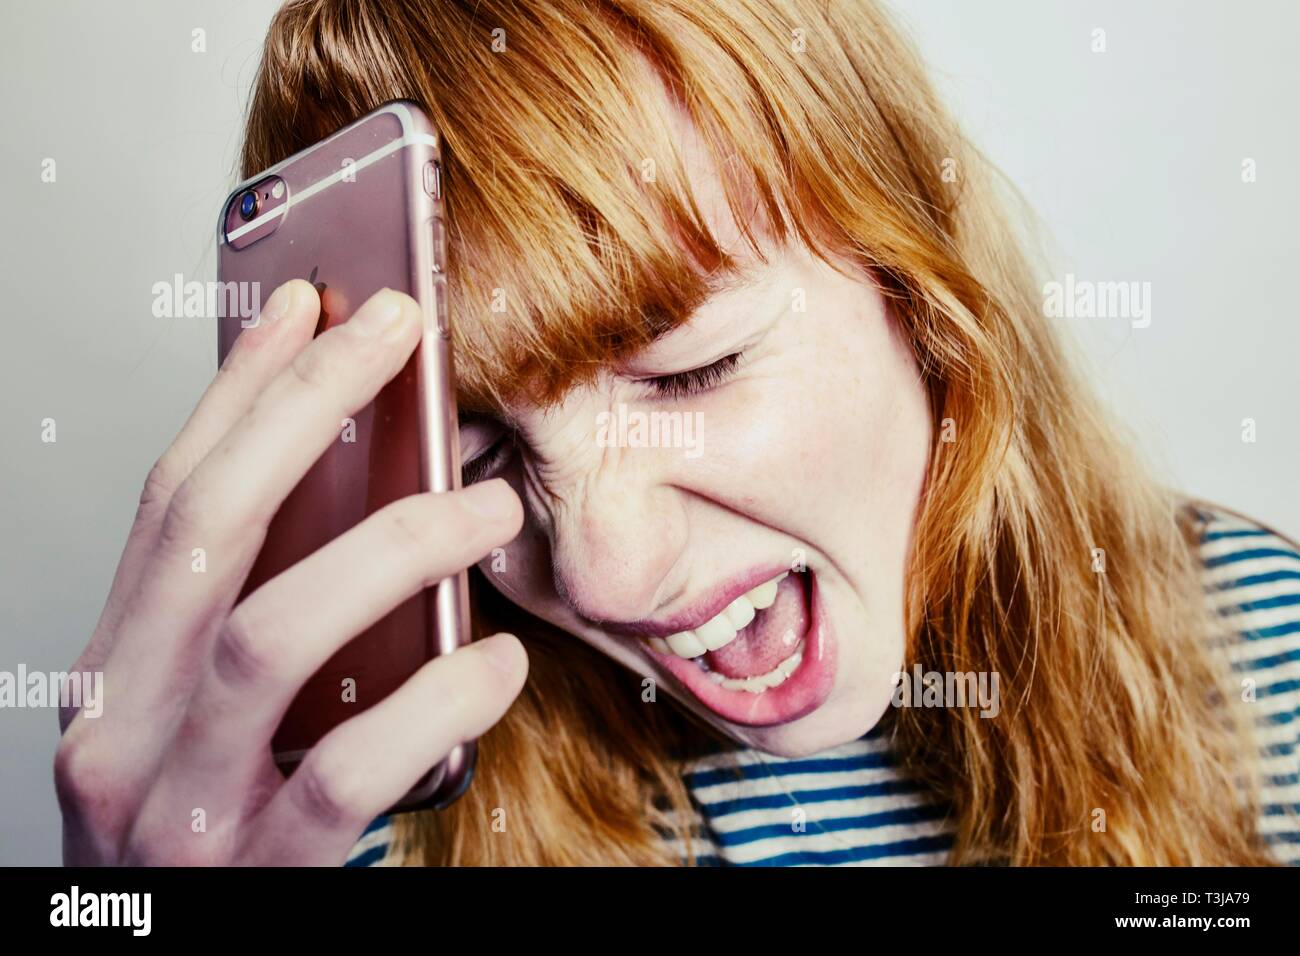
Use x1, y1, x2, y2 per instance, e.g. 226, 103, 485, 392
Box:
645, 570, 837, 727
645, 570, 792, 667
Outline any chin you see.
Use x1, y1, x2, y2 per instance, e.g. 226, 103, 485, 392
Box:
721, 683, 897, 759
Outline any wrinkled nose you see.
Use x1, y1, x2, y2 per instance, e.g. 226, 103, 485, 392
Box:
547, 473, 687, 627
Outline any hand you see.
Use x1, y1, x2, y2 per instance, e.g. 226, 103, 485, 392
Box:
55, 281, 526, 865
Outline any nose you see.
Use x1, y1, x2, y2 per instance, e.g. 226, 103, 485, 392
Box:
547, 464, 688, 627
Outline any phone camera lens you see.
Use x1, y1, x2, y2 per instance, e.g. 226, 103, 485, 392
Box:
238, 189, 260, 222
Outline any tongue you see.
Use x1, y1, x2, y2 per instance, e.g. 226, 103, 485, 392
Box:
705, 574, 808, 679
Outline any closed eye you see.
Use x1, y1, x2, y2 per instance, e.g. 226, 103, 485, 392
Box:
459, 416, 515, 486
461, 434, 514, 486
641, 352, 744, 400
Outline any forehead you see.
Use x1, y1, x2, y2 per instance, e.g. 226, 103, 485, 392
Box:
663, 97, 769, 266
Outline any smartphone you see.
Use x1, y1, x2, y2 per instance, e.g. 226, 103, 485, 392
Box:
216, 100, 473, 812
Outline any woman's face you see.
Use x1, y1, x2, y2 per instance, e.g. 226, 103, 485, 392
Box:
461, 116, 933, 759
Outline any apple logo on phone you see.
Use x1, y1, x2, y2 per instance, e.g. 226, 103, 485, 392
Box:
309, 265, 330, 337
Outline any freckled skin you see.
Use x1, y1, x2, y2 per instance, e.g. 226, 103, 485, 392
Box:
472, 107, 933, 758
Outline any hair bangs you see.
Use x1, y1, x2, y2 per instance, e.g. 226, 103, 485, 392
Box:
240, 0, 801, 413
433, 7, 797, 412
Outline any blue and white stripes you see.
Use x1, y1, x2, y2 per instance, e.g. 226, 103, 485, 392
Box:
344, 814, 397, 867
673, 728, 954, 866
1199, 508, 1300, 861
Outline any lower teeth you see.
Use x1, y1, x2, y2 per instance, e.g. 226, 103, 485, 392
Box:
701, 639, 805, 694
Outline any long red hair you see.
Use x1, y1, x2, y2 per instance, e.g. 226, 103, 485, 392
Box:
239, 0, 1274, 865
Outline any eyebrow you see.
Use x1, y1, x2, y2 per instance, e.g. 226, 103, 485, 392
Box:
460, 260, 780, 415
702, 260, 768, 298
645, 261, 773, 345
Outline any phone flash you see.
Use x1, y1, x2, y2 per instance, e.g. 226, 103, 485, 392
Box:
271, 180, 285, 200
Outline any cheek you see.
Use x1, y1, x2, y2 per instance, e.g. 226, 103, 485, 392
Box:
852, 304, 933, 519
475, 507, 552, 608
707, 290, 931, 540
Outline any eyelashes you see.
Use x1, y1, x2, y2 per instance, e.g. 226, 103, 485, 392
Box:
460, 351, 745, 483
642, 351, 744, 400
459, 412, 516, 486
461, 430, 514, 486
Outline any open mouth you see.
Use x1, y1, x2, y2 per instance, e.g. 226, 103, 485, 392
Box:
641, 569, 837, 726
644, 570, 806, 691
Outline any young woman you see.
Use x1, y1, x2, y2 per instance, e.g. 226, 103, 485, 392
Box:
57, 0, 1299, 867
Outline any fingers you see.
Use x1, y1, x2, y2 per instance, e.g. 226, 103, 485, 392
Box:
155, 279, 322, 514
100, 288, 423, 732
150, 481, 523, 811
55, 282, 324, 854
73, 280, 321, 679
241, 633, 529, 865
156, 287, 423, 575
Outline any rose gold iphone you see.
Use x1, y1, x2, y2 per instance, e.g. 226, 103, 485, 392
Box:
216, 100, 473, 812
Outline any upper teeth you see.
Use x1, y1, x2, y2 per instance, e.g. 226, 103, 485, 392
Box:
649, 572, 789, 659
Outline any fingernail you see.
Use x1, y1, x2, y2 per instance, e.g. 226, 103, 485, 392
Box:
352, 290, 407, 337
458, 479, 519, 522
477, 633, 523, 679
260, 281, 294, 324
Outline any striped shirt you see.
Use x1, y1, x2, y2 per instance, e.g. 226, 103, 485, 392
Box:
346, 505, 1300, 866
